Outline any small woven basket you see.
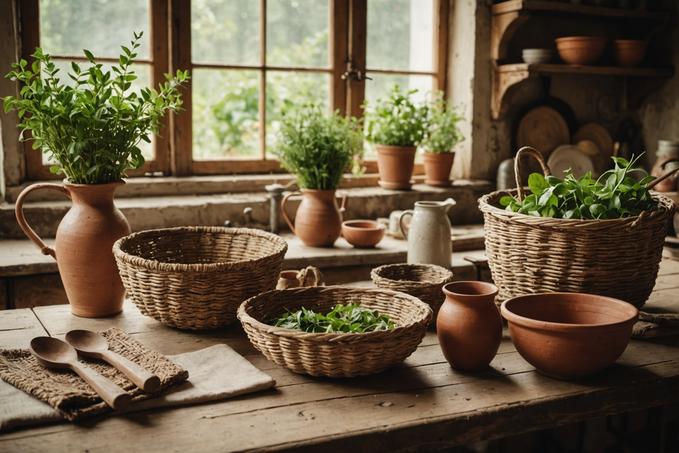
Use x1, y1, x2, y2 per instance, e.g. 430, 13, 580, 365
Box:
114, 227, 287, 330
479, 147, 677, 308
237, 286, 432, 377
370, 263, 454, 318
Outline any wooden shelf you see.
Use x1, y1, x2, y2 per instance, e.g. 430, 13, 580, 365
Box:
492, 63, 674, 118
492, 0, 669, 21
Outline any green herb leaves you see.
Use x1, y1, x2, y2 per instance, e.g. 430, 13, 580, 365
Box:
272, 303, 395, 333
420, 92, 464, 153
500, 155, 657, 219
274, 103, 363, 190
364, 85, 428, 147
3, 31, 189, 184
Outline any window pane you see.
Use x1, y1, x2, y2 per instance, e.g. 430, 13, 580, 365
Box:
40, 0, 150, 59
266, 72, 330, 149
193, 69, 260, 160
367, 0, 434, 72
192, 0, 260, 65
267, 0, 329, 68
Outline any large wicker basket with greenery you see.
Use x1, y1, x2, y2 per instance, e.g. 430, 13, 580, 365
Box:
479, 147, 676, 308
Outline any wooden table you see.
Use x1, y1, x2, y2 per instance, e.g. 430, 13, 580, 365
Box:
1, 259, 679, 452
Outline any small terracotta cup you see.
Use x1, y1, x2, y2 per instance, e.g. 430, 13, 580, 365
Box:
437, 281, 502, 372
341, 220, 385, 248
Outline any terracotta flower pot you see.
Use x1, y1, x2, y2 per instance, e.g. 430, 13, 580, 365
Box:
555, 36, 606, 65
341, 220, 385, 248
501, 293, 638, 380
423, 152, 455, 187
614, 40, 647, 67
375, 144, 416, 190
15, 181, 131, 317
436, 281, 502, 371
281, 189, 347, 247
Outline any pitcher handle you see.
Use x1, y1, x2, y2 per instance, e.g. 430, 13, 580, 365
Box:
399, 210, 414, 240
15, 183, 70, 260
338, 193, 348, 213
281, 191, 301, 235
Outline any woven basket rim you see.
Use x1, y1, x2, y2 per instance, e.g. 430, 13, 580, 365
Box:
237, 286, 432, 343
113, 226, 288, 272
371, 263, 453, 285
479, 189, 675, 228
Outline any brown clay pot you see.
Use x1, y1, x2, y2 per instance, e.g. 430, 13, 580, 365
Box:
341, 220, 385, 248
423, 152, 455, 187
15, 181, 131, 317
376, 144, 416, 190
281, 189, 347, 247
501, 293, 638, 380
436, 281, 502, 372
614, 39, 647, 67
651, 157, 679, 192
555, 36, 606, 65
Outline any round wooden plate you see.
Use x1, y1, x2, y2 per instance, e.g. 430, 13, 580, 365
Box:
573, 123, 614, 174
516, 106, 570, 159
547, 144, 595, 179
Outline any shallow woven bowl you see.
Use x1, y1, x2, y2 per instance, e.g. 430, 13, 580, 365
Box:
371, 263, 454, 320
114, 227, 287, 330
502, 293, 638, 379
237, 286, 432, 377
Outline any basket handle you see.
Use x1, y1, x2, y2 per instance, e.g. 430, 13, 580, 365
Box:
647, 157, 679, 191
297, 266, 324, 287
15, 182, 70, 259
280, 191, 301, 235
514, 146, 552, 202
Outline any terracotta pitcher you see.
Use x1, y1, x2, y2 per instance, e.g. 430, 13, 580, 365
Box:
437, 281, 502, 372
15, 181, 131, 317
399, 198, 455, 268
281, 189, 347, 247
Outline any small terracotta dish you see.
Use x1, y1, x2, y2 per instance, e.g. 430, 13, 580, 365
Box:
614, 39, 647, 67
341, 220, 385, 248
501, 293, 638, 380
555, 36, 606, 65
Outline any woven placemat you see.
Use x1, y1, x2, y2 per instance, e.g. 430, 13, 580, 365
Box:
0, 328, 188, 421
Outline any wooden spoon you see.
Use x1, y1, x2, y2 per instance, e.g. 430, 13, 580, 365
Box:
30, 336, 132, 410
65, 330, 161, 393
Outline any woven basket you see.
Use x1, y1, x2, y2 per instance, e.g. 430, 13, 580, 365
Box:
479, 147, 677, 308
237, 286, 432, 377
370, 263, 453, 319
113, 227, 287, 330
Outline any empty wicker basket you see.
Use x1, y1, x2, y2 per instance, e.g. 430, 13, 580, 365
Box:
237, 286, 432, 377
113, 227, 287, 330
371, 263, 454, 318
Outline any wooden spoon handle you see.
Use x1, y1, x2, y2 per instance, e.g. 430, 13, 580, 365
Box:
70, 362, 132, 410
103, 350, 161, 393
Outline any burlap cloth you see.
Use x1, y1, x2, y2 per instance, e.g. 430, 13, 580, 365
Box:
633, 311, 679, 339
0, 328, 188, 421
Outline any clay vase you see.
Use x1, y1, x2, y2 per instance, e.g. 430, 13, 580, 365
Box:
423, 152, 455, 187
376, 144, 416, 190
281, 189, 347, 247
436, 281, 502, 372
15, 181, 131, 317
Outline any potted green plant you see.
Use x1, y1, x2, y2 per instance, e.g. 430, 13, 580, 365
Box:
364, 85, 428, 190
4, 32, 189, 318
421, 93, 464, 187
276, 103, 363, 247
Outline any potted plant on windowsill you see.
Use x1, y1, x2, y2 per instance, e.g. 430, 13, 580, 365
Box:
276, 103, 363, 247
421, 93, 464, 187
364, 85, 428, 190
3, 32, 189, 318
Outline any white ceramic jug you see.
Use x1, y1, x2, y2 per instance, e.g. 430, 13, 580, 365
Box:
399, 198, 455, 268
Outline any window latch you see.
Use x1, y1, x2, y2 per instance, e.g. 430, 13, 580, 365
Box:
341, 62, 372, 82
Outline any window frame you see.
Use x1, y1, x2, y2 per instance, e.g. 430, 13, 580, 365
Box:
16, 0, 450, 180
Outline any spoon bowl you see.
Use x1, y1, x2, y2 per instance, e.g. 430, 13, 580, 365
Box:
65, 329, 110, 354
30, 336, 78, 368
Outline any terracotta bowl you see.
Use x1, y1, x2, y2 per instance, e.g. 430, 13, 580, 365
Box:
614, 39, 647, 67
501, 293, 638, 380
341, 220, 385, 248
555, 36, 606, 65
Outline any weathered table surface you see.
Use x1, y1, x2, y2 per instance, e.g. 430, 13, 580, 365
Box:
1, 259, 679, 453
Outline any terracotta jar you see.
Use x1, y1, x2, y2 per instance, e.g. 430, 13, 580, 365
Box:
281, 189, 347, 247
376, 144, 416, 190
437, 281, 502, 372
15, 181, 131, 317
423, 152, 455, 187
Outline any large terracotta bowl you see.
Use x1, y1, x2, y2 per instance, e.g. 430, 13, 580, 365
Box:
501, 293, 638, 380
341, 220, 385, 248
555, 36, 606, 65
614, 39, 647, 67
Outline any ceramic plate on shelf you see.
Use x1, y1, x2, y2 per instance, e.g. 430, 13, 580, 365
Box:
516, 106, 570, 159
573, 123, 613, 174
547, 144, 595, 179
